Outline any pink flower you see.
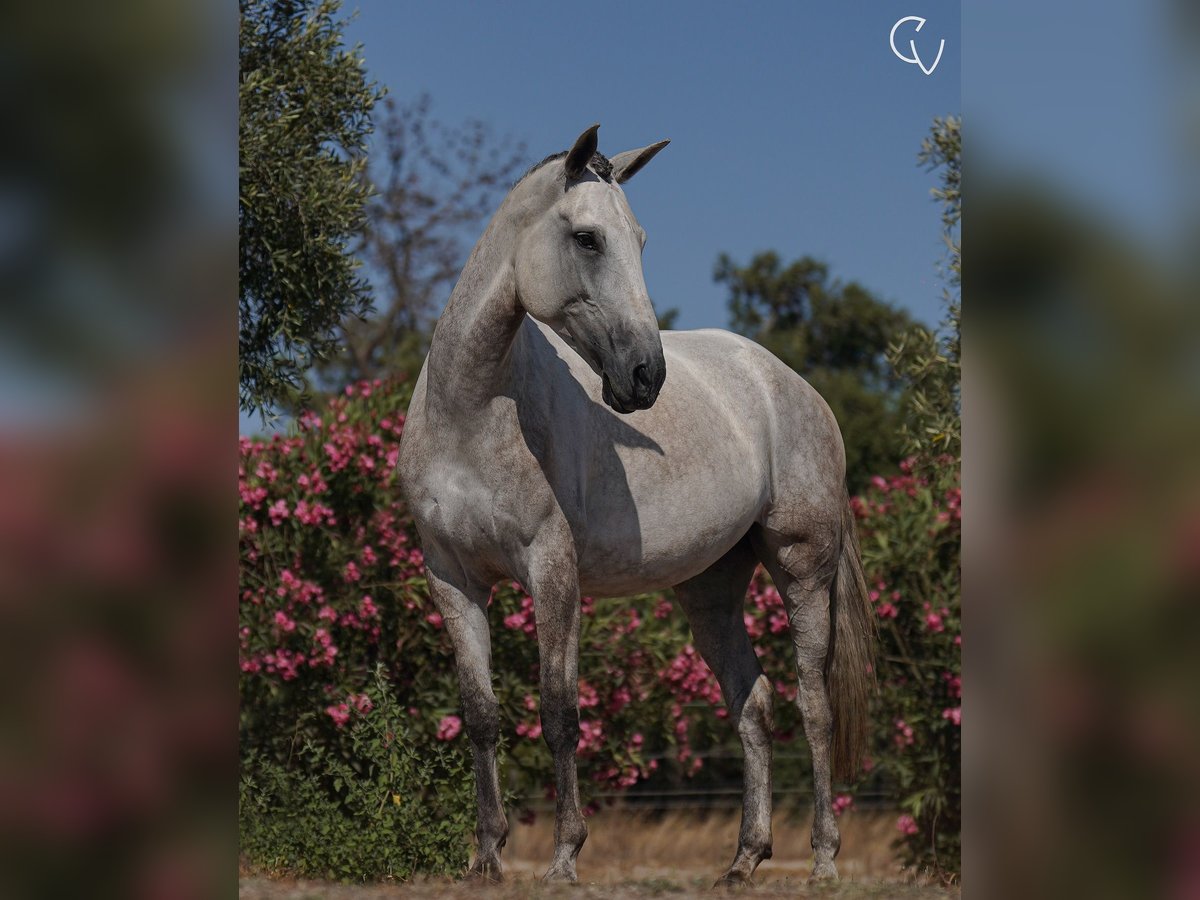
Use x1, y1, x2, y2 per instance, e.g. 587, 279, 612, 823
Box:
578, 681, 599, 709
897, 814, 920, 836
436, 715, 462, 741
325, 703, 350, 728
925, 612, 945, 633
607, 685, 632, 714
577, 719, 605, 754
942, 706, 962, 726
943, 672, 962, 698
425, 612, 444, 629
267, 499, 290, 525
832, 794, 854, 817
516, 720, 542, 741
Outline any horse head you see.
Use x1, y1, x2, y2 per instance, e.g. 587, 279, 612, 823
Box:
513, 124, 669, 413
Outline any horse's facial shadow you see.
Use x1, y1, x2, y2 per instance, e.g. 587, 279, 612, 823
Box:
508, 324, 664, 570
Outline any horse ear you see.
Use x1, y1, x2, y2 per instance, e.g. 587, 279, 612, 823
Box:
564, 124, 600, 179
610, 140, 670, 184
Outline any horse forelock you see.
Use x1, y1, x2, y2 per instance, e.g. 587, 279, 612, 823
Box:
516, 149, 614, 188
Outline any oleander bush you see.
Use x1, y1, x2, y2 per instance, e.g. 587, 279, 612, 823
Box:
239, 666, 474, 881
855, 457, 961, 874
238, 375, 960, 879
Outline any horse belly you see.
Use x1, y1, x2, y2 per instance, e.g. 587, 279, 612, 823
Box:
575, 457, 767, 597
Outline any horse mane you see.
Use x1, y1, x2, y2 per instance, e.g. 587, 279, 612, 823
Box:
516, 149, 614, 187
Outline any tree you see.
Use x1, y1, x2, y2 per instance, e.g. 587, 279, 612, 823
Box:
239, 0, 383, 415
310, 95, 526, 390
714, 251, 915, 489
889, 115, 961, 461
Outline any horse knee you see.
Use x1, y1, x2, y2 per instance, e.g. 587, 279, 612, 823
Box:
540, 702, 580, 755
463, 691, 500, 748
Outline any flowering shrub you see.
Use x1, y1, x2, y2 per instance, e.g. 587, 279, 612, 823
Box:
855, 456, 961, 874
239, 666, 474, 881
239, 376, 959, 877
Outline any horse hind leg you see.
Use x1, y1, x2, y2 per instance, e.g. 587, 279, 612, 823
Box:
425, 565, 508, 880
673, 536, 775, 886
753, 525, 843, 882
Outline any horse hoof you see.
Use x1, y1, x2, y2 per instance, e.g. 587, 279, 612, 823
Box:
713, 871, 754, 889
808, 861, 838, 883
467, 858, 503, 882
542, 865, 578, 883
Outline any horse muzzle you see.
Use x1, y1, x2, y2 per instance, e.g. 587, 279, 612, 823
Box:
601, 357, 665, 414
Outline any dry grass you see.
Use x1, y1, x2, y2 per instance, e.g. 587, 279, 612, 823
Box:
239, 807, 959, 899
505, 807, 905, 882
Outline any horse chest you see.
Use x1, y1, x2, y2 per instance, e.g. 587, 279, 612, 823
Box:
404, 433, 555, 571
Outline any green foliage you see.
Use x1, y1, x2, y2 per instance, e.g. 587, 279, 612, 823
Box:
891, 115, 961, 463
919, 116, 961, 237
239, 666, 474, 881
239, 0, 384, 415
714, 251, 915, 489
887, 325, 959, 461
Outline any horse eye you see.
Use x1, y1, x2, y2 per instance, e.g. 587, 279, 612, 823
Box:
573, 232, 597, 251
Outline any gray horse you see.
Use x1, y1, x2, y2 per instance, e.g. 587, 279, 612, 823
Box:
397, 124, 874, 885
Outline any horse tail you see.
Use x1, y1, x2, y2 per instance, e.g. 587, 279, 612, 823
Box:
826, 492, 877, 783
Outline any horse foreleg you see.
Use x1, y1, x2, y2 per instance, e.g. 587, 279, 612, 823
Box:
675, 537, 774, 886
530, 566, 587, 882
427, 566, 508, 880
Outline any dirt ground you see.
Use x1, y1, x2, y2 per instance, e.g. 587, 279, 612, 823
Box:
239, 809, 960, 899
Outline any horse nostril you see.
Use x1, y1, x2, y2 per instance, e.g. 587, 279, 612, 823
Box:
633, 363, 652, 392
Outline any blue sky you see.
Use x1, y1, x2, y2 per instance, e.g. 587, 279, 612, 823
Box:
966, 0, 1175, 249
342, 0, 962, 332
238, 1, 960, 433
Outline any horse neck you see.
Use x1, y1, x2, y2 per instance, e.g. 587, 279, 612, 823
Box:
424, 204, 526, 421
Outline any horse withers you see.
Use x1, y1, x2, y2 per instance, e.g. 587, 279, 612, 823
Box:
397, 124, 874, 885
